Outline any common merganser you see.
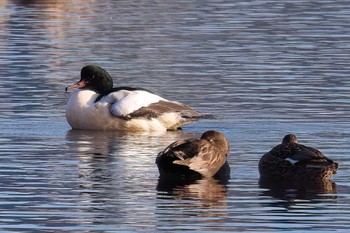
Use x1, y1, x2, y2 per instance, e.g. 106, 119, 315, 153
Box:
65, 65, 215, 131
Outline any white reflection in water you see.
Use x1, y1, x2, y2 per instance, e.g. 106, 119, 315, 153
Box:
64, 130, 196, 199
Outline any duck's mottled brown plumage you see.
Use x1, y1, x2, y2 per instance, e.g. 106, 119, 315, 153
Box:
259, 134, 338, 182
156, 130, 230, 179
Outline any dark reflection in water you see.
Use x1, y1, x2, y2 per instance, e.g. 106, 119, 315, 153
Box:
12, 0, 71, 6
259, 178, 338, 203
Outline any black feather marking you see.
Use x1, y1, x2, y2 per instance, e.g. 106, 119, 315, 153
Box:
94, 86, 154, 103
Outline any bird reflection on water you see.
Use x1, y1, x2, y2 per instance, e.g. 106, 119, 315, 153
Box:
65, 129, 195, 193
158, 177, 229, 202
155, 175, 230, 232
65, 129, 195, 182
259, 177, 338, 204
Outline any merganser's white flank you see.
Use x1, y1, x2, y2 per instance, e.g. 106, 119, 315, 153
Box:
65, 65, 215, 131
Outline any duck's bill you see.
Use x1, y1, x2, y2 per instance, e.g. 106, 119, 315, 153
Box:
65, 80, 87, 92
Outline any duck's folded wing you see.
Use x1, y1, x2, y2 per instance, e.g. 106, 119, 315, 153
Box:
288, 144, 333, 164
98, 89, 218, 120
100, 90, 165, 118
159, 139, 200, 160
127, 100, 206, 119
174, 144, 227, 177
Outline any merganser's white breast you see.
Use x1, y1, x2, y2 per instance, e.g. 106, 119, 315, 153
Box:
66, 90, 117, 130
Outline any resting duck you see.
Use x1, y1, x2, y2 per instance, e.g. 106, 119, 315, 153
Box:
156, 130, 230, 179
65, 65, 214, 131
259, 134, 339, 182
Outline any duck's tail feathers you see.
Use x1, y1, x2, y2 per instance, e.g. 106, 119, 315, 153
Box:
181, 111, 223, 120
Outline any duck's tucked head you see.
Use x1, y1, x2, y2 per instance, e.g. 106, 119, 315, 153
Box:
282, 134, 298, 145
65, 65, 113, 93
200, 130, 230, 155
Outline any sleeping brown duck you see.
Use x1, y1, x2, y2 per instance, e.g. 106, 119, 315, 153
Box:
156, 130, 230, 180
259, 134, 338, 183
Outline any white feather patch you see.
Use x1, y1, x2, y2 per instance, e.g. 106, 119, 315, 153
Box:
100, 90, 166, 117
285, 157, 299, 165
98, 90, 131, 103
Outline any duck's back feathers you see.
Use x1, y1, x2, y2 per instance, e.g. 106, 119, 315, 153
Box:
95, 86, 154, 102
158, 138, 201, 161
259, 134, 338, 182
94, 89, 210, 129
155, 138, 204, 178
105, 90, 165, 118
128, 100, 207, 120
285, 144, 335, 165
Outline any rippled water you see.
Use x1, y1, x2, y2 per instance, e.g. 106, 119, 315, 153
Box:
1, 0, 350, 232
